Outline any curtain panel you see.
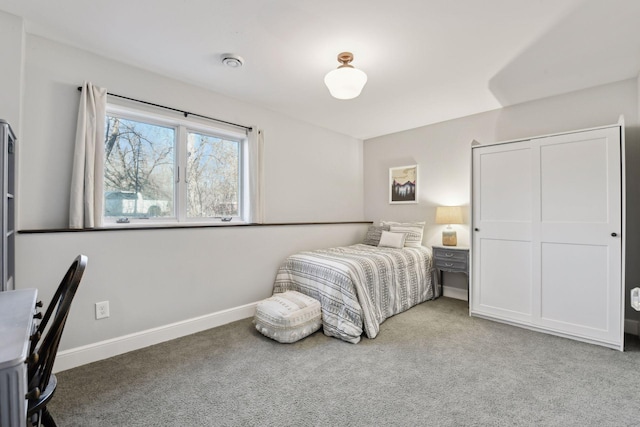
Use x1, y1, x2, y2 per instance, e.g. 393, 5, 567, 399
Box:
69, 82, 107, 229
246, 128, 264, 223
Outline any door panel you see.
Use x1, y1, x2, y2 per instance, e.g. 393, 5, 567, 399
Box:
476, 238, 532, 321
535, 127, 621, 342
478, 147, 532, 222
540, 137, 609, 223
472, 142, 533, 320
540, 242, 609, 332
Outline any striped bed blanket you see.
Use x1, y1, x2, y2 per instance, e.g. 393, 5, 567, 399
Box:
273, 244, 435, 343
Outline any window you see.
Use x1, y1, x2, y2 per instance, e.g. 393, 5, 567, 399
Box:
103, 105, 248, 225
186, 131, 239, 218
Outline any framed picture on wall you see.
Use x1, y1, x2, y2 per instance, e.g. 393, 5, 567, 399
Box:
389, 165, 418, 204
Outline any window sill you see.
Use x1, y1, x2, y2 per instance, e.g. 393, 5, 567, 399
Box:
18, 221, 373, 234
101, 219, 245, 228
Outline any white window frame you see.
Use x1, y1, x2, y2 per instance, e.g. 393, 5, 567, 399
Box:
103, 103, 249, 227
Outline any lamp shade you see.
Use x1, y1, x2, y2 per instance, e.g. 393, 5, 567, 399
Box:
324, 67, 367, 99
435, 206, 463, 225
324, 52, 367, 100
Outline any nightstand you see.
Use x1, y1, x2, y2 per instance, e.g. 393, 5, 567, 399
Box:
432, 245, 469, 298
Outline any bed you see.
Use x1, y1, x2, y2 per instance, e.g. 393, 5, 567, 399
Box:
273, 228, 436, 343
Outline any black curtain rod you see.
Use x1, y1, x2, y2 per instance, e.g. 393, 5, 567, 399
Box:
76, 86, 252, 132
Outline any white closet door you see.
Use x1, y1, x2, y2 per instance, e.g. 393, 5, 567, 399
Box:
535, 127, 622, 344
471, 142, 534, 323
471, 125, 623, 350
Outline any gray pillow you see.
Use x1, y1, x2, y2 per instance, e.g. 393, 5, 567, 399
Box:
363, 225, 390, 246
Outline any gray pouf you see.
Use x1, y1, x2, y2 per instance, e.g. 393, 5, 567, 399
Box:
254, 291, 322, 343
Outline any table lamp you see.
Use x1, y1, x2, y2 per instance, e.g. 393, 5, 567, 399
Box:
435, 206, 463, 246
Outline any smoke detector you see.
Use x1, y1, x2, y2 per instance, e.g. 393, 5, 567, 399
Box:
222, 54, 244, 68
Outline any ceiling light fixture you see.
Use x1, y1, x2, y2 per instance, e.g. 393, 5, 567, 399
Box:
324, 52, 367, 100
222, 54, 244, 68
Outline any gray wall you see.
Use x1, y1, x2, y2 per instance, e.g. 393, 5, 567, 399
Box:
364, 78, 640, 324
19, 35, 364, 229
17, 224, 367, 350
0, 11, 24, 140
4, 13, 367, 355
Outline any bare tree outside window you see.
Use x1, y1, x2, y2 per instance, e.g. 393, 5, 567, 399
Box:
104, 116, 175, 218
187, 132, 239, 217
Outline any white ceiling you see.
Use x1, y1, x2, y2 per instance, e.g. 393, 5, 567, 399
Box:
2, 0, 640, 140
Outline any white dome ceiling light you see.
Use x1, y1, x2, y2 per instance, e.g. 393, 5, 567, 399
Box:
324, 52, 368, 100
222, 54, 244, 68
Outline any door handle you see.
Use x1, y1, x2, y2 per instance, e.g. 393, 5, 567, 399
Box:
474, 228, 480, 232
611, 232, 618, 237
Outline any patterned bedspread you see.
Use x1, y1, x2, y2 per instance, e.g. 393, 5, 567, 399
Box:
273, 244, 435, 343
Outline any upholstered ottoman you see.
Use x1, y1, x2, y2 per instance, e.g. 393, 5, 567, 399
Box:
254, 291, 322, 343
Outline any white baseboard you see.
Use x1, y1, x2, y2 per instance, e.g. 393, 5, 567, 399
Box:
54, 301, 259, 373
625, 318, 639, 336
443, 286, 468, 301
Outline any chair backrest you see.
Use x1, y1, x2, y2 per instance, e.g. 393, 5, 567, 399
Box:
28, 254, 88, 393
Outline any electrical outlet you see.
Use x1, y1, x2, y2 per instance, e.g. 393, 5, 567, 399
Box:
632, 288, 640, 311
95, 301, 110, 319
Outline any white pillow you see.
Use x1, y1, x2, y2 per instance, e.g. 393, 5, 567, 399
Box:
363, 224, 390, 246
378, 230, 407, 248
381, 221, 425, 247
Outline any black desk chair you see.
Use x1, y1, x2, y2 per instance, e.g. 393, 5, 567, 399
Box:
27, 254, 88, 427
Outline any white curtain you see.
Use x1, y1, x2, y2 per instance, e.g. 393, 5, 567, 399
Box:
246, 127, 264, 223
69, 82, 107, 229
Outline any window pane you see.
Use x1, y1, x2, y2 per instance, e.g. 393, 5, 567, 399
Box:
187, 132, 239, 218
104, 116, 175, 218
